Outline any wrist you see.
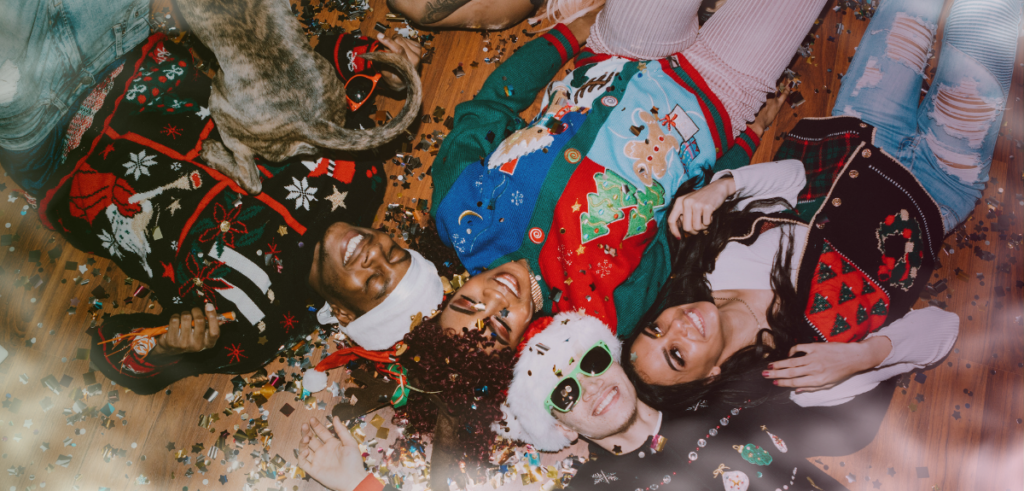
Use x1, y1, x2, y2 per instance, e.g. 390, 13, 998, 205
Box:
860, 336, 892, 369
748, 123, 764, 138
566, 21, 590, 45
717, 176, 737, 197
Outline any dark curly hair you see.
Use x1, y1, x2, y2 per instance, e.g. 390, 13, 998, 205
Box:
391, 311, 514, 471
407, 219, 466, 279
621, 172, 806, 411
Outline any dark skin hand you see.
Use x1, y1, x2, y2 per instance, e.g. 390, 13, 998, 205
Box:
149, 303, 221, 358
375, 33, 423, 91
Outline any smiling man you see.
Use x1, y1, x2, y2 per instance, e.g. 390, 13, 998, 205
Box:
31, 34, 442, 394
499, 311, 898, 490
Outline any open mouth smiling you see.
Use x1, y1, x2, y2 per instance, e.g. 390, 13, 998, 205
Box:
685, 310, 705, 337
593, 386, 619, 416
343, 233, 365, 266
494, 273, 521, 299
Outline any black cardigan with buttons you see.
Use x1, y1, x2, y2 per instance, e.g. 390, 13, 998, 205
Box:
726, 116, 945, 344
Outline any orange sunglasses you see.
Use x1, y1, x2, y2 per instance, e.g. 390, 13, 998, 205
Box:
345, 72, 382, 112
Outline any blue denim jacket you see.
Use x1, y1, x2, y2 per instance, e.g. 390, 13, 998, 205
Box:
0, 0, 150, 195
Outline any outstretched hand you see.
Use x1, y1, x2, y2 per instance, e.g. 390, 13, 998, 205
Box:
299, 416, 369, 491
667, 177, 736, 239
762, 336, 892, 392
376, 33, 423, 90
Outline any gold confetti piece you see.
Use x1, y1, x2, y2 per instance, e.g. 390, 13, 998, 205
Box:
376, 427, 390, 439
370, 414, 386, 428
351, 426, 366, 444
409, 313, 423, 331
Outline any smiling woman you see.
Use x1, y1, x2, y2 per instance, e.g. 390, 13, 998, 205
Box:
438, 259, 543, 348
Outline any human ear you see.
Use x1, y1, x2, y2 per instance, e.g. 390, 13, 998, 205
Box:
707, 365, 721, 379
330, 303, 357, 326
553, 421, 579, 443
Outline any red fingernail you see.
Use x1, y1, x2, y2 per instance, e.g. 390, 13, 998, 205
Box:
767, 363, 774, 369
762, 371, 770, 377
773, 380, 778, 385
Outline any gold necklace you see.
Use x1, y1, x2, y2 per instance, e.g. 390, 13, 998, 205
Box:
713, 296, 762, 329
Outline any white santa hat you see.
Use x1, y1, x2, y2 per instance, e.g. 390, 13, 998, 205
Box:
493, 310, 621, 451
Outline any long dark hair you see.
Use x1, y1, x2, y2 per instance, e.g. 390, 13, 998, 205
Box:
621, 172, 806, 411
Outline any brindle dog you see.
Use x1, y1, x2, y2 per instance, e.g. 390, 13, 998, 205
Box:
175, 0, 422, 194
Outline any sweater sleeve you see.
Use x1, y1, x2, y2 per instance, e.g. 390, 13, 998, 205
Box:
712, 127, 761, 172
353, 474, 387, 491
430, 25, 580, 213
89, 312, 177, 387
711, 158, 805, 212
791, 307, 959, 407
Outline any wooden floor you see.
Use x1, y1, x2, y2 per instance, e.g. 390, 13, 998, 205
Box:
1, 1, 1021, 490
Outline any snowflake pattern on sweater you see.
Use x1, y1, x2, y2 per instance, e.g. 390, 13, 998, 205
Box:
39, 33, 386, 394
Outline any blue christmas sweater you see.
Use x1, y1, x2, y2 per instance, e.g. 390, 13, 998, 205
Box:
431, 25, 760, 336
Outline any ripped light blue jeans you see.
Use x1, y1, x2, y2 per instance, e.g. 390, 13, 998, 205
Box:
0, 0, 150, 196
832, 0, 1023, 233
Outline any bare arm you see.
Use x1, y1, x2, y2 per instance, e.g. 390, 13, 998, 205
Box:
389, 0, 537, 29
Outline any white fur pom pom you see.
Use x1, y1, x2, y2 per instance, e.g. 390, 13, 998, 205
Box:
302, 369, 328, 393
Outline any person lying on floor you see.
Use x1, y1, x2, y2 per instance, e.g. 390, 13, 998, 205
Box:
295, 311, 901, 491
7, 31, 442, 394
620, 0, 1016, 412
426, 0, 814, 347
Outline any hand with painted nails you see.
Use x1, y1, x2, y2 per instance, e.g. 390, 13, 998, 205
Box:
762, 336, 892, 392
667, 177, 735, 239
298, 416, 369, 491
150, 304, 221, 358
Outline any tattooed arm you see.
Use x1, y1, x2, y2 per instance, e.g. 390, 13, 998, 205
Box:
422, 0, 474, 23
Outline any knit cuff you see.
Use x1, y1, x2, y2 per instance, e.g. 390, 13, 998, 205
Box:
734, 126, 761, 158
866, 307, 959, 368
354, 474, 384, 491
542, 24, 581, 65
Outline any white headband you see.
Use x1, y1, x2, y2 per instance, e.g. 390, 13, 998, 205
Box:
317, 249, 444, 350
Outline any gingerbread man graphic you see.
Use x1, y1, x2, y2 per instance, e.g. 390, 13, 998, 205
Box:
623, 111, 679, 187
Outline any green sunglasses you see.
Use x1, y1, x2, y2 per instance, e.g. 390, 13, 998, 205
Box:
544, 340, 615, 413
